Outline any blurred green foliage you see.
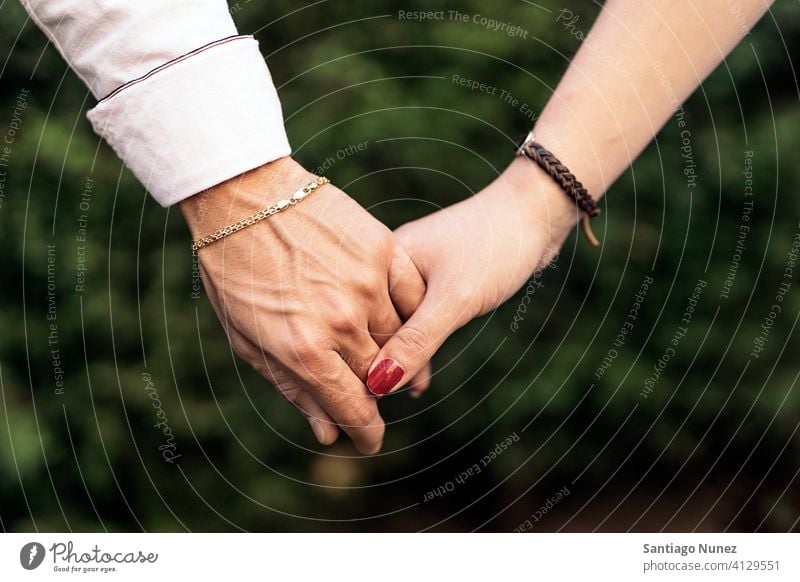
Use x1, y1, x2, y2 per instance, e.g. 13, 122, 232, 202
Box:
0, 0, 798, 532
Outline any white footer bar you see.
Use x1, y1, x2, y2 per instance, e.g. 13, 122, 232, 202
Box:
1, 533, 797, 581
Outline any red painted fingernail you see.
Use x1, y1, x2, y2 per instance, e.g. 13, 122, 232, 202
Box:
367, 359, 404, 395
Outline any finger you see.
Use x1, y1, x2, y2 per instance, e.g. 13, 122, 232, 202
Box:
368, 298, 403, 347
387, 243, 426, 320
326, 303, 382, 382
374, 244, 430, 395
336, 329, 380, 383
286, 387, 340, 446
369, 293, 432, 397
409, 362, 432, 398
293, 352, 385, 455
265, 359, 340, 446
228, 329, 340, 446
367, 279, 464, 396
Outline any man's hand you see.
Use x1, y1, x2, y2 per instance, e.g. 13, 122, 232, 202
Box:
180, 157, 426, 454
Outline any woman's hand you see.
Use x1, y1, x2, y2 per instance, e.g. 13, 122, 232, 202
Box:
365, 157, 580, 397
181, 157, 426, 454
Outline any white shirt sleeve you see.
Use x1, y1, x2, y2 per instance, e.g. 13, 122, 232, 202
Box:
20, 0, 291, 206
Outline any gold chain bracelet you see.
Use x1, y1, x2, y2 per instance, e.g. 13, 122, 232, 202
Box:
191, 176, 330, 253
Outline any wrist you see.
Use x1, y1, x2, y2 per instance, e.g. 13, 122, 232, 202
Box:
498, 155, 581, 250
180, 157, 316, 239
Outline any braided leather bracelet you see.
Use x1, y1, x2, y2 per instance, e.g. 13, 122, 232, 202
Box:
516, 131, 601, 247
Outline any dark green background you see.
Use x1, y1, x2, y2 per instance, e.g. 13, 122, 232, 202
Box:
1, 0, 798, 532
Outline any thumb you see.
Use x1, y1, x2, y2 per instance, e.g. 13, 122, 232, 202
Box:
367, 281, 462, 396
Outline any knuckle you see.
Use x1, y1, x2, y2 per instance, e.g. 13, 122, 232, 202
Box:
293, 342, 316, 364
277, 383, 302, 406
396, 325, 433, 357
287, 328, 326, 366
312, 360, 346, 387
276, 378, 305, 405
374, 308, 400, 333
327, 306, 362, 335
351, 270, 382, 297
343, 397, 379, 428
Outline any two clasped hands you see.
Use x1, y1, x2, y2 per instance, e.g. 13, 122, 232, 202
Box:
181, 146, 574, 454
177, 0, 770, 454
17, 0, 769, 453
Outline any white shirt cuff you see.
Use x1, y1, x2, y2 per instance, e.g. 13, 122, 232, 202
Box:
86, 36, 291, 207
